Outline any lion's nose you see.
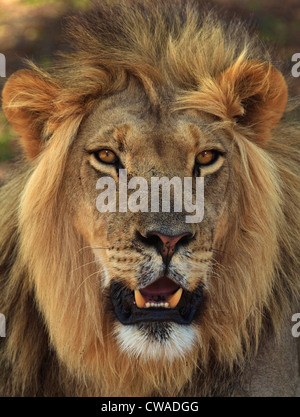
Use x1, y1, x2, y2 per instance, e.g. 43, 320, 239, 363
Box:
144, 231, 193, 265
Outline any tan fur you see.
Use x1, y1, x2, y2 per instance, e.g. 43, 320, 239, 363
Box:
0, 0, 300, 397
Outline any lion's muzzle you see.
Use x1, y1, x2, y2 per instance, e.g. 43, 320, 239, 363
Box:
110, 276, 203, 325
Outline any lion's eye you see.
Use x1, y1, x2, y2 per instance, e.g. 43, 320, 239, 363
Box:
196, 150, 219, 166
96, 149, 118, 164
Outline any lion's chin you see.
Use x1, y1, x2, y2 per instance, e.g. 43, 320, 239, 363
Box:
110, 277, 203, 325
113, 321, 199, 361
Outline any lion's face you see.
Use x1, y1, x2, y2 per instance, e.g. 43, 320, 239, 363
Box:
1, 0, 293, 395
64, 83, 231, 360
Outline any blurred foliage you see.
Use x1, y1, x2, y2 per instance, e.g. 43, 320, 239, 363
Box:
0, 114, 16, 162
259, 15, 289, 45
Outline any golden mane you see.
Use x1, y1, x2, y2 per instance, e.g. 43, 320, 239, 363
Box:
0, 0, 300, 396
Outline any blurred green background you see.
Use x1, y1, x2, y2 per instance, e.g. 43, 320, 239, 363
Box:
0, 0, 300, 177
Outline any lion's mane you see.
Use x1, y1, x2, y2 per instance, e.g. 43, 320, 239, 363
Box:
0, 0, 300, 396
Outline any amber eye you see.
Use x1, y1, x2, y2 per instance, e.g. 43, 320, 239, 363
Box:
196, 150, 218, 166
96, 149, 118, 164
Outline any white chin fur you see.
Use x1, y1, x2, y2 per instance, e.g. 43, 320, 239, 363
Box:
113, 322, 198, 361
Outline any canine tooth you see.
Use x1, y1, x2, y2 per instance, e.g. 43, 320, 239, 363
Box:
164, 302, 169, 308
168, 288, 183, 308
145, 302, 150, 308
134, 290, 146, 308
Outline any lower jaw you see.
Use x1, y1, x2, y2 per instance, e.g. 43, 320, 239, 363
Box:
110, 281, 203, 325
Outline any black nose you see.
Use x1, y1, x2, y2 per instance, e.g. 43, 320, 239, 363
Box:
140, 231, 193, 265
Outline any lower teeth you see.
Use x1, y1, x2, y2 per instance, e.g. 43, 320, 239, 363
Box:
145, 302, 169, 308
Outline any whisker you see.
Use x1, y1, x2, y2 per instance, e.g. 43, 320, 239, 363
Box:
71, 259, 97, 273
75, 270, 101, 295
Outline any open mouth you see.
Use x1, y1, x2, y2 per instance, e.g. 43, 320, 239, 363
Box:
110, 276, 203, 325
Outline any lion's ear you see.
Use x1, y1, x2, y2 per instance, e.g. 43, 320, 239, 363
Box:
218, 60, 288, 146
2, 69, 60, 159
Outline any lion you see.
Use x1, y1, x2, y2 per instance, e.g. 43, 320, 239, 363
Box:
0, 0, 300, 397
